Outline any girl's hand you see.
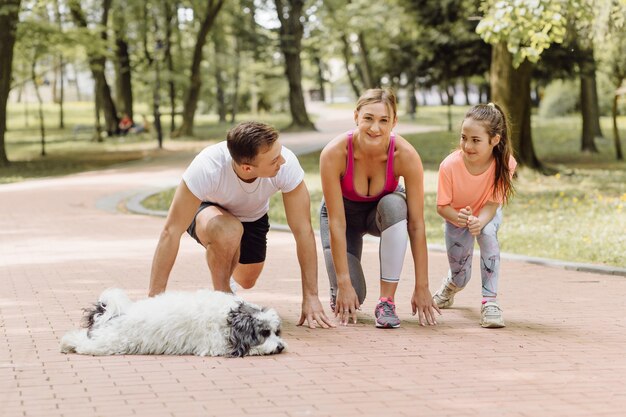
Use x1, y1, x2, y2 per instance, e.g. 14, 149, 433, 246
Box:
467, 215, 482, 236
335, 285, 360, 326
458, 206, 472, 227
411, 289, 441, 326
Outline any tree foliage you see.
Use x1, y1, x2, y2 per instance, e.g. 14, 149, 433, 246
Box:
477, 0, 568, 68
3, 0, 626, 166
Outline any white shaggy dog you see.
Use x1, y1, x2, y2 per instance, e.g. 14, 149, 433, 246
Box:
60, 288, 286, 357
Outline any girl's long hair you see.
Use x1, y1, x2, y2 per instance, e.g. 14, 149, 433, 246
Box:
464, 103, 515, 204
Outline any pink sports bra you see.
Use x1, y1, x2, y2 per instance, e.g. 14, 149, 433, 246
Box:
340, 130, 399, 202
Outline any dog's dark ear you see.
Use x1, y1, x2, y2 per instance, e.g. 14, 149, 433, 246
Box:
227, 303, 261, 358
81, 302, 106, 330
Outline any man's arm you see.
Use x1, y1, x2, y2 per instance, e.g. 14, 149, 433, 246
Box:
282, 181, 334, 328
148, 180, 201, 297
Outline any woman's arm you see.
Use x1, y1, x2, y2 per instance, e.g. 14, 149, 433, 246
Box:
395, 138, 440, 325
320, 138, 360, 325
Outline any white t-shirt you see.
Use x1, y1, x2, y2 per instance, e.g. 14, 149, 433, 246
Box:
182, 141, 304, 222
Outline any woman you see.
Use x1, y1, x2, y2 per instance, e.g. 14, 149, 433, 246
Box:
320, 88, 440, 328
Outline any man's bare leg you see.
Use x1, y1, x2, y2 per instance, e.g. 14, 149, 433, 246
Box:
194, 206, 243, 292
232, 263, 264, 289
194, 206, 266, 292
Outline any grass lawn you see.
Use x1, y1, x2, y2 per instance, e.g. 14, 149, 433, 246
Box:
1, 101, 291, 183
3, 102, 625, 268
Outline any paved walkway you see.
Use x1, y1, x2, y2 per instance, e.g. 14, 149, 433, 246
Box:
1, 106, 626, 417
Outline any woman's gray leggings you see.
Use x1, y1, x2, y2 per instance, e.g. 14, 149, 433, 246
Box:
320, 192, 408, 304
444, 207, 503, 297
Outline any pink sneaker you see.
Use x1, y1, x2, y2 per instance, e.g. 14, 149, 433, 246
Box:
374, 297, 400, 328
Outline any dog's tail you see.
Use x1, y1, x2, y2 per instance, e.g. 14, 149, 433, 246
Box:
82, 288, 132, 330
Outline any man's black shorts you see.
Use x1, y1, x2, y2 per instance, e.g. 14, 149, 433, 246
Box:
187, 202, 270, 264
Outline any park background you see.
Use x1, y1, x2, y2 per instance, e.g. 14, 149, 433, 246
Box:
2, 2, 626, 417
1, 0, 625, 269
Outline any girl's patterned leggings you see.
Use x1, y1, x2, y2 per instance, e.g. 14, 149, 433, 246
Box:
444, 207, 502, 297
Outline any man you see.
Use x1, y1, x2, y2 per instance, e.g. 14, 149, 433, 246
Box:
148, 121, 334, 329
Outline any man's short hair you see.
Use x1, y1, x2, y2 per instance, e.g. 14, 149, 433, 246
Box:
226, 122, 279, 165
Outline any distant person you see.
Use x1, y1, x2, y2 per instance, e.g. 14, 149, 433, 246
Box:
131, 114, 151, 134
148, 121, 334, 329
433, 103, 517, 328
319, 88, 440, 328
118, 113, 133, 135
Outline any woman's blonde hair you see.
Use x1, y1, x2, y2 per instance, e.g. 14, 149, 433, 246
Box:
355, 88, 398, 120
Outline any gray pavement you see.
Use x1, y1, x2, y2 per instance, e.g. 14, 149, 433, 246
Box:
1, 105, 626, 417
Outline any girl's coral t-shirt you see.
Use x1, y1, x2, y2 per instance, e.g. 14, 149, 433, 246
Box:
437, 150, 516, 216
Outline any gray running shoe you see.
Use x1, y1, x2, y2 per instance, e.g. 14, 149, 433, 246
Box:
480, 301, 506, 328
432, 280, 461, 308
374, 298, 400, 328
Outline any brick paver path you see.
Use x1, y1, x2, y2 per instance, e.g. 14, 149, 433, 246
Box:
2, 109, 625, 416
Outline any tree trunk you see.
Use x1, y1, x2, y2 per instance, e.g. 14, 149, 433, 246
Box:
446, 83, 454, 132
69, 0, 119, 136
578, 47, 603, 153
53, 0, 64, 128
72, 63, 82, 101
58, 57, 65, 129
438, 89, 446, 105
213, 20, 227, 123
578, 45, 603, 139
357, 33, 375, 89
31, 60, 46, 157
164, 0, 177, 132
490, 42, 545, 171
341, 34, 361, 99
94, 58, 119, 136
407, 78, 417, 120
613, 88, 624, 161
177, 0, 225, 137
323, 0, 359, 99
230, 36, 241, 124
94, 79, 103, 142
0, 0, 21, 167
463, 77, 471, 105
115, 30, 133, 119
274, 0, 315, 130
313, 55, 326, 102
580, 72, 599, 152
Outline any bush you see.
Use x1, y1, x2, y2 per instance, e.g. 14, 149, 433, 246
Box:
539, 79, 579, 117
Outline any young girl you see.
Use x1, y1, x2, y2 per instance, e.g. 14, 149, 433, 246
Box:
433, 103, 516, 328
320, 88, 440, 328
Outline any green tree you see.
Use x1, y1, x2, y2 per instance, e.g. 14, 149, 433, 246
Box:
177, 0, 225, 137
113, 7, 134, 120
477, 0, 568, 170
274, 0, 315, 130
597, 1, 626, 159
407, 0, 491, 129
315, 0, 408, 98
0, 0, 21, 166
68, 0, 120, 138
478, 0, 626, 169
15, 2, 68, 156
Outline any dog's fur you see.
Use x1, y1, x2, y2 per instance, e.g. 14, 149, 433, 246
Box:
60, 289, 286, 357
